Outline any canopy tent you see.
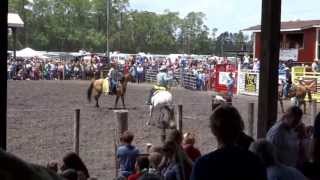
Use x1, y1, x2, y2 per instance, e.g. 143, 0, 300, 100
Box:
16, 47, 48, 59
8, 13, 24, 28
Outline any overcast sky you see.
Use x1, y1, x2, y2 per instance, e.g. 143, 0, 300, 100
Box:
129, 0, 320, 35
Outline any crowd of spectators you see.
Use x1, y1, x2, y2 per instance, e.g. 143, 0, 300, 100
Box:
7, 56, 105, 80
7, 55, 241, 91
1, 104, 320, 180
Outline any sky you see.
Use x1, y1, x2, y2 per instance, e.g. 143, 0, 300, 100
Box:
129, 0, 320, 35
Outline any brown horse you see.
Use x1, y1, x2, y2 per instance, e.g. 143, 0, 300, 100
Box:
87, 73, 135, 108
278, 82, 314, 113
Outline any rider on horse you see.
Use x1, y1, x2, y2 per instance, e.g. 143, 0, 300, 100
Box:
108, 61, 123, 95
146, 65, 173, 105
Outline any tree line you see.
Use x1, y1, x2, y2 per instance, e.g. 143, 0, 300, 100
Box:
9, 0, 252, 55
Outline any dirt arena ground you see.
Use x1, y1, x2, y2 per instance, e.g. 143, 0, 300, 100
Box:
7, 80, 318, 179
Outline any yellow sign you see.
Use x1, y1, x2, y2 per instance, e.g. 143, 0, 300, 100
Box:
245, 73, 257, 93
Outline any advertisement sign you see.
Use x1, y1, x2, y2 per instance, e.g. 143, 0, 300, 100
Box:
245, 73, 257, 93
279, 49, 298, 61
218, 72, 230, 85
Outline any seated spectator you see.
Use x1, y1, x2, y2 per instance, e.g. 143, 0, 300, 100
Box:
266, 106, 303, 167
166, 130, 193, 178
250, 139, 305, 180
191, 105, 267, 180
301, 112, 320, 180
128, 156, 150, 180
60, 152, 90, 179
0, 149, 63, 180
117, 131, 140, 178
148, 152, 163, 176
160, 141, 186, 180
295, 123, 312, 168
61, 169, 78, 180
46, 160, 59, 173
139, 173, 162, 180
236, 120, 254, 150
182, 132, 201, 161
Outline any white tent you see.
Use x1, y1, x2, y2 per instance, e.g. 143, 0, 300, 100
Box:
16, 47, 47, 58
8, 13, 24, 28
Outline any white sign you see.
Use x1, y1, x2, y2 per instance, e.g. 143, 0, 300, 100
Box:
279, 49, 298, 61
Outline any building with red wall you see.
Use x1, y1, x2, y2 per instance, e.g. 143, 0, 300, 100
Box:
244, 20, 320, 63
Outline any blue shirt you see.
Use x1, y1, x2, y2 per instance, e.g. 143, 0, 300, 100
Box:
117, 144, 140, 177
157, 72, 172, 87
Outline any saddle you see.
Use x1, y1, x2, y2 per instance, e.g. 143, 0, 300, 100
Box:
153, 85, 168, 96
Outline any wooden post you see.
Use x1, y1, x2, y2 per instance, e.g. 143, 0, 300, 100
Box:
114, 110, 128, 137
248, 103, 254, 137
177, 105, 183, 133
74, 109, 80, 155
311, 100, 317, 123
0, 0, 8, 150
114, 128, 118, 178
257, 0, 282, 138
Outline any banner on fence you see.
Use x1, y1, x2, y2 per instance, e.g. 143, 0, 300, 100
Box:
279, 49, 299, 61
238, 70, 259, 96
245, 73, 258, 93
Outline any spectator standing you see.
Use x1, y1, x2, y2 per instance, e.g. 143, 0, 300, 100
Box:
160, 141, 185, 180
137, 64, 144, 83
250, 139, 306, 180
128, 156, 150, 180
301, 112, 320, 180
226, 72, 234, 102
311, 59, 320, 73
266, 106, 303, 167
117, 131, 140, 178
191, 105, 267, 180
60, 152, 90, 179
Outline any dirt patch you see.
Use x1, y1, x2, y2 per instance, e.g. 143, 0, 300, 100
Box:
7, 80, 317, 179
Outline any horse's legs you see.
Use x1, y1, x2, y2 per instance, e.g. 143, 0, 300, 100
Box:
147, 105, 153, 126
121, 95, 125, 108
114, 96, 119, 108
95, 94, 100, 108
279, 98, 284, 113
164, 105, 175, 128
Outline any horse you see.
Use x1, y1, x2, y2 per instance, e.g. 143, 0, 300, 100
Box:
278, 82, 313, 113
147, 90, 176, 129
87, 73, 135, 108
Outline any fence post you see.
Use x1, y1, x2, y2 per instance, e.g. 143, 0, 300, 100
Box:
248, 103, 254, 138
311, 100, 317, 123
73, 109, 80, 155
177, 105, 183, 133
114, 128, 118, 178
114, 110, 128, 137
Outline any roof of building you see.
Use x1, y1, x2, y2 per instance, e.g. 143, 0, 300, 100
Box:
243, 19, 320, 32
8, 13, 24, 28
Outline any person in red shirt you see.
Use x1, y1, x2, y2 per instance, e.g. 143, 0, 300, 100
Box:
128, 156, 149, 180
182, 132, 201, 162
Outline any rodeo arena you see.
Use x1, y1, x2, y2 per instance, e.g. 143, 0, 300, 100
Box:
3, 9, 320, 180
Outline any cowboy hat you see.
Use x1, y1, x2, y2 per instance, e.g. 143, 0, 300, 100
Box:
159, 65, 167, 71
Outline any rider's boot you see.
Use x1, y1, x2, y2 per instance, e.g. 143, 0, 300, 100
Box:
145, 89, 154, 105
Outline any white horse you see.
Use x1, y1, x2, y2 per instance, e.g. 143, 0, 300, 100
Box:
147, 91, 175, 128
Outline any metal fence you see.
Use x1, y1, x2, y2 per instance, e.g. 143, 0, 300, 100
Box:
144, 68, 198, 90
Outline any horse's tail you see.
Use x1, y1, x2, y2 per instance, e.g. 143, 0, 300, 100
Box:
87, 81, 94, 103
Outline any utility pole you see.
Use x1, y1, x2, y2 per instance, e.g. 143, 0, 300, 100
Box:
0, 0, 8, 150
257, 0, 282, 138
106, 0, 111, 62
